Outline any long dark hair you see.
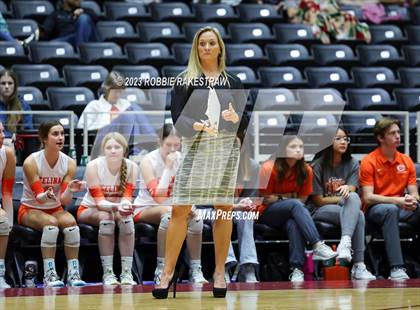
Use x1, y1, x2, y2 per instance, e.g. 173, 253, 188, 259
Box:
38, 120, 64, 148
313, 127, 352, 168
0, 69, 24, 133
270, 134, 307, 187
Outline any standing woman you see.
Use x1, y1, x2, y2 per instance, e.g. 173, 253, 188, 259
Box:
153, 26, 247, 299
77, 132, 138, 286
311, 127, 375, 280
133, 124, 207, 285
258, 134, 337, 282
19, 121, 85, 287
0, 69, 33, 138
0, 121, 16, 288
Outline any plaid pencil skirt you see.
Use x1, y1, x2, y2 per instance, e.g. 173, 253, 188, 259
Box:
173, 131, 240, 205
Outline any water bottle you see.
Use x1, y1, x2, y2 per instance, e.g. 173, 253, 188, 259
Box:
69, 148, 77, 163
80, 155, 88, 166
303, 250, 314, 281
24, 260, 38, 288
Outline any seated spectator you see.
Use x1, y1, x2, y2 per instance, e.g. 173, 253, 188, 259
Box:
0, 12, 38, 45
133, 124, 207, 285
311, 127, 375, 280
41, 0, 98, 46
0, 69, 33, 139
360, 117, 420, 280
258, 134, 337, 282
286, 0, 371, 43
77, 71, 156, 157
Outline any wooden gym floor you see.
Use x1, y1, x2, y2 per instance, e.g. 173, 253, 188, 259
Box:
1, 280, 420, 309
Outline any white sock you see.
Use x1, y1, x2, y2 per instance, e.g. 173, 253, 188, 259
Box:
68, 259, 79, 274
101, 256, 113, 273
43, 258, 55, 275
121, 256, 133, 272
190, 259, 201, 269
0, 259, 5, 277
341, 235, 352, 245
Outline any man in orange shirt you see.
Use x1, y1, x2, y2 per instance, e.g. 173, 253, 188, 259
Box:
360, 117, 420, 280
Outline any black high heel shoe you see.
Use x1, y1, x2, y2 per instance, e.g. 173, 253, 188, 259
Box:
212, 274, 227, 298
213, 286, 227, 298
152, 271, 178, 299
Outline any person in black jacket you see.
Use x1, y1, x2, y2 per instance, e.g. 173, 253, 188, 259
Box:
41, 0, 98, 46
153, 26, 248, 299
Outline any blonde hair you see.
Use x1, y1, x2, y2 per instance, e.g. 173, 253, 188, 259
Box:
184, 27, 227, 82
101, 132, 129, 196
102, 71, 125, 100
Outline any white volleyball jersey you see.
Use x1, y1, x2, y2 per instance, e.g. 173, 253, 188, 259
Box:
134, 149, 181, 214
0, 146, 7, 186
21, 150, 69, 209
81, 157, 136, 207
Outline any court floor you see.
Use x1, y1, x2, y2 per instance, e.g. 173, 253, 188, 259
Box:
2, 280, 420, 310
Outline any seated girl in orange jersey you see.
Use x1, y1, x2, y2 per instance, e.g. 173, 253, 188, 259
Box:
258, 134, 337, 282
133, 124, 207, 284
77, 132, 138, 286
19, 120, 86, 288
0, 121, 15, 288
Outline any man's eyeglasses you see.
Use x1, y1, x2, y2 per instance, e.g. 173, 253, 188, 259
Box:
334, 136, 351, 143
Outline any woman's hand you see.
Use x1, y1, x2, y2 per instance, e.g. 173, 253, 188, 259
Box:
68, 179, 86, 192
222, 103, 239, 124
165, 152, 178, 170
37, 187, 57, 202
234, 198, 256, 211
336, 185, 350, 199
118, 199, 133, 216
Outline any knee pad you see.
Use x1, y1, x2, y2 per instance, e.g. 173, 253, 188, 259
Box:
99, 220, 115, 235
187, 216, 203, 235
118, 218, 134, 235
63, 225, 80, 247
0, 217, 9, 236
41, 225, 59, 247
158, 212, 171, 231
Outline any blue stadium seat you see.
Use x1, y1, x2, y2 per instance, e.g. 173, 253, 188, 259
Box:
369, 25, 406, 45
340, 4, 364, 20
410, 6, 420, 24
18, 86, 46, 110
182, 22, 228, 42
296, 88, 345, 111
405, 25, 420, 44
228, 23, 274, 44
160, 65, 185, 78
341, 115, 381, 134
63, 65, 108, 90
95, 21, 139, 45
193, 3, 239, 24
6, 19, 38, 40
258, 66, 307, 88
171, 43, 191, 65
305, 67, 354, 91
78, 42, 128, 68
12, 64, 64, 89
265, 44, 313, 68
113, 65, 160, 88
394, 88, 420, 111
227, 66, 260, 88
137, 22, 185, 45
0, 41, 27, 67
273, 23, 319, 45
402, 46, 420, 67
28, 41, 79, 69
125, 43, 174, 66
237, 3, 283, 24
47, 87, 95, 117
0, 0, 10, 18
32, 114, 77, 129
399, 67, 420, 88
225, 43, 268, 67
252, 88, 297, 111
311, 44, 358, 68
149, 2, 194, 23
120, 87, 149, 110
80, 0, 103, 18
147, 88, 171, 111
356, 44, 404, 67
11, 1, 54, 23
352, 67, 400, 90
104, 1, 150, 23
346, 88, 396, 111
